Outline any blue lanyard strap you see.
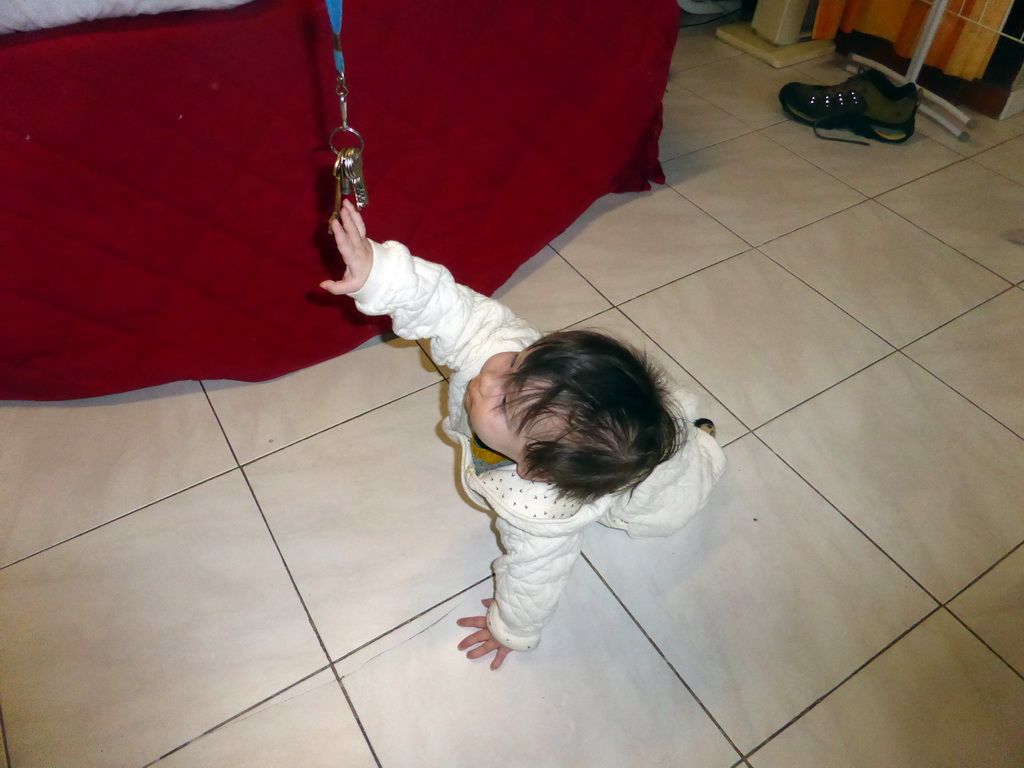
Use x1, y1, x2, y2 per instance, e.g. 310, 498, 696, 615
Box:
324, 0, 367, 213
325, 0, 344, 74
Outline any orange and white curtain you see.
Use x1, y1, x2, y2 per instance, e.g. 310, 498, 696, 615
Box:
813, 0, 1014, 80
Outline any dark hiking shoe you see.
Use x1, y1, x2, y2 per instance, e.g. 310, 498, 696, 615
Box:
778, 69, 919, 145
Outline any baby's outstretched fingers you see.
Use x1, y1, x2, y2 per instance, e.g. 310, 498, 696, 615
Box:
324, 203, 374, 294
329, 216, 353, 250
456, 615, 487, 630
341, 198, 367, 238
456, 600, 514, 670
456, 628, 491, 651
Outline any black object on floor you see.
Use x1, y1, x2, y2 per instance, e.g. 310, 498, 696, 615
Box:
778, 69, 919, 146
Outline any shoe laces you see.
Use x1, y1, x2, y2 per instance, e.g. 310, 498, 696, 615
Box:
806, 81, 864, 112
812, 81, 872, 146
812, 120, 869, 146
802, 80, 870, 146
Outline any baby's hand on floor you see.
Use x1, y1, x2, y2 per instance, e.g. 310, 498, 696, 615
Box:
320, 199, 373, 295
456, 599, 514, 670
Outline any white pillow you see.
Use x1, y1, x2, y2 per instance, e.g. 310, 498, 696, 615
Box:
1, 0, 255, 34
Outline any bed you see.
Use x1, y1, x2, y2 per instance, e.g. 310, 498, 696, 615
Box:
0, 0, 679, 400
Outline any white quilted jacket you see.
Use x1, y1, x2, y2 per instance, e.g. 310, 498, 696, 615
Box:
350, 239, 727, 652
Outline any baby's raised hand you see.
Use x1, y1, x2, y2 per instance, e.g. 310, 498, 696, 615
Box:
320, 199, 373, 295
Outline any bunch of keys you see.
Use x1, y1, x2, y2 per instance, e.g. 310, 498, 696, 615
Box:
328, 136, 368, 232
333, 146, 367, 209
327, 75, 368, 232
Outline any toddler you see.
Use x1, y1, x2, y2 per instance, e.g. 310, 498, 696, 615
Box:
321, 200, 726, 670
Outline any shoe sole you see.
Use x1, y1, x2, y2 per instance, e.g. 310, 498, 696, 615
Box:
781, 101, 913, 143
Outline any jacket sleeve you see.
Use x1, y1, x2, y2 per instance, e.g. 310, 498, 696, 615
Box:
349, 239, 537, 372
486, 519, 584, 652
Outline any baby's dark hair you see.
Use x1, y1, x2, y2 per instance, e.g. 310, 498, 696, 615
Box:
506, 330, 682, 504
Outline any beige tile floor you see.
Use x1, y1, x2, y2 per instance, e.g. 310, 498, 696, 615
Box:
3, 22, 1024, 768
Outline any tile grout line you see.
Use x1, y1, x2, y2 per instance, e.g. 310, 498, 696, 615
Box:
749, 125, 868, 199
891, 285, 1018, 352
557, 306, 620, 334
731, 300, 1024, 444
145, 570, 497, 768
611, 248, 748, 310
968, 146, 1024, 187
235, 379, 444, 468
140, 665, 336, 767
745, 211, 1015, 360
753, 243, 900, 349
580, 552, 746, 762
507, 285, 755, 448
943, 604, 1024, 683
751, 420, 1018, 636
744, 348, 903, 434
320, 576, 496, 768
330, 576, 492, 669
727, 308, 1024, 727
754, 233, 1017, 370
662, 116, 866, 200
336, 678, 383, 768
742, 422, 1024, 704
749, 427, 943, 606
542, 251, 754, 381
751, 198, 863, 250
660, 178, 766, 250
742, 608, 942, 762
672, 261, 1022, 445
669, 112, 1023, 289
947, 538, 1024, 606
0, 381, 242, 572
871, 168, 1024, 285
544, 250, 616, 313
200, 381, 243, 467
0, 697, 9, 768
666, 51, 1024, 247
229, 466, 390, 768
896, 343, 1024, 442
1, 380, 445, 572
563, 144, 891, 319
0, 466, 240, 572
549, 235, 747, 313
756, 118, 964, 199
656, 115, 761, 167
235, 464, 336, 667
941, 538, 1024, 683
499, 249, 622, 335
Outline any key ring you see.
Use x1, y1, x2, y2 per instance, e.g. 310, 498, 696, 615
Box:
329, 125, 364, 155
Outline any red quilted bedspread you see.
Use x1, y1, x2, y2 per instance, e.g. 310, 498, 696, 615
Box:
0, 0, 678, 401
